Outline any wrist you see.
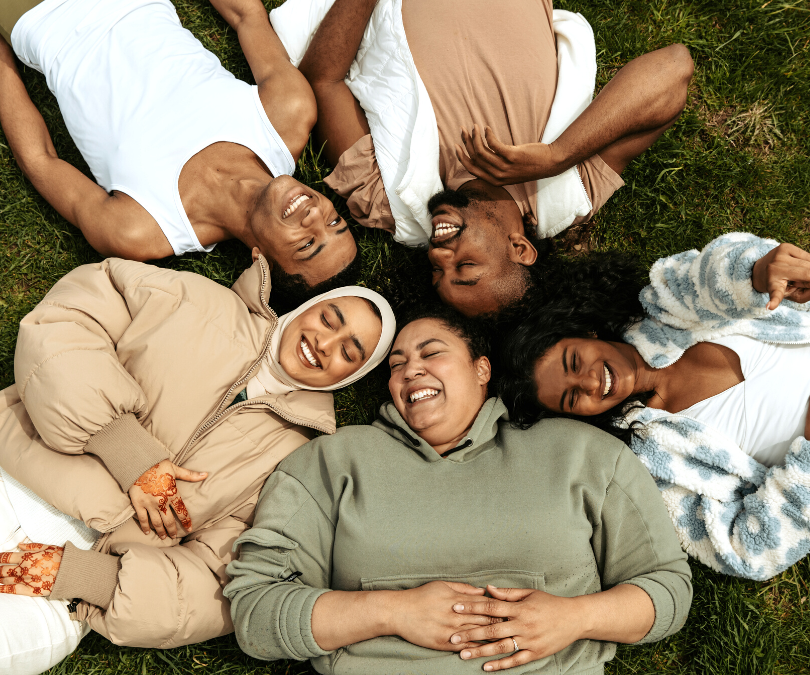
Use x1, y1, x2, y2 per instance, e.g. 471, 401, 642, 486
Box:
751, 257, 767, 294
569, 594, 597, 641
370, 590, 400, 637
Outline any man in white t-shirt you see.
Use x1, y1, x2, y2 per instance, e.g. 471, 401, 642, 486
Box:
0, 0, 359, 309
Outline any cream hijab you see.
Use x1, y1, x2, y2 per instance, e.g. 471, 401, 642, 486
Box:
246, 286, 396, 398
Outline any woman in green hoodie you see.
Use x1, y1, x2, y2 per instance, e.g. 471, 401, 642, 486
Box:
224, 306, 692, 675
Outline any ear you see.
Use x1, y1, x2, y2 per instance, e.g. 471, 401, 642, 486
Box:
251, 247, 262, 263
474, 356, 492, 385
506, 233, 539, 267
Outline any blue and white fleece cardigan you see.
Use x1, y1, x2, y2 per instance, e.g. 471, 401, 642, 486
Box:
622, 232, 810, 580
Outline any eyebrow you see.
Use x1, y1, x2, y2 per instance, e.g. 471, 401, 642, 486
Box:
560, 347, 569, 412
451, 275, 482, 287
352, 336, 366, 361
562, 347, 568, 375
388, 337, 448, 359
302, 225, 350, 261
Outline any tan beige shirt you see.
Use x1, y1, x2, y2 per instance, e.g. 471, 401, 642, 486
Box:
325, 0, 624, 233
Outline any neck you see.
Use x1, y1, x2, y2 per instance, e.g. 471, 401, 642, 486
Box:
178, 144, 274, 247
619, 342, 664, 396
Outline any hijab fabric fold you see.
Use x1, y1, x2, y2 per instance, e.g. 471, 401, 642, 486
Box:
246, 286, 396, 398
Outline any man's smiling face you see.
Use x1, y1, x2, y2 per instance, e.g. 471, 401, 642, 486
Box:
251, 175, 357, 287
426, 183, 538, 317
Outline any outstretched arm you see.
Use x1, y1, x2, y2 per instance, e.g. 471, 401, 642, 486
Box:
209, 0, 316, 160
457, 44, 694, 184
297, 0, 374, 167
0, 39, 170, 259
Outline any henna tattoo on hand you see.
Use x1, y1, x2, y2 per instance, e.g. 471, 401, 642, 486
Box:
133, 463, 192, 531
0, 545, 62, 596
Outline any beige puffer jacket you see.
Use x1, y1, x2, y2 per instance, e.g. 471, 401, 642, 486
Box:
0, 256, 336, 648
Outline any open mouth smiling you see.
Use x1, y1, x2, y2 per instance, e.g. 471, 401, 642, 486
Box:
299, 337, 322, 369
283, 193, 312, 219
602, 363, 615, 398
408, 388, 440, 404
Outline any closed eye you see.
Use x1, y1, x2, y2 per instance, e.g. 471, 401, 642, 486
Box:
389, 361, 404, 370
321, 312, 333, 330
299, 239, 314, 251
342, 346, 355, 363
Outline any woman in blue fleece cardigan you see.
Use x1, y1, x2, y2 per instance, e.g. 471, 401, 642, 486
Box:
499, 232, 810, 580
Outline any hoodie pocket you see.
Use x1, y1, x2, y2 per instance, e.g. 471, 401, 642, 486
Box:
360, 569, 545, 592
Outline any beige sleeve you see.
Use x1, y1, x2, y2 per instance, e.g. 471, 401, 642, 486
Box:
14, 260, 168, 491
324, 134, 396, 234
79, 517, 249, 648
572, 153, 626, 225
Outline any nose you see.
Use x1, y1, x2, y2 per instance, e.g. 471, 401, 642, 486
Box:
429, 246, 454, 265
315, 331, 339, 355
300, 203, 326, 231
402, 359, 425, 381
580, 368, 601, 397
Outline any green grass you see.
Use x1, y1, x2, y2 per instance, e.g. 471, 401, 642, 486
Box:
0, 0, 809, 672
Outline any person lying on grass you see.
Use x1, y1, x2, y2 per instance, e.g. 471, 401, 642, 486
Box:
224, 304, 691, 674
0, 0, 359, 309
280, 0, 694, 316
0, 250, 394, 675
498, 232, 810, 580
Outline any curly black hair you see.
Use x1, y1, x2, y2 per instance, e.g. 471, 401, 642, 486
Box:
395, 302, 490, 362
497, 251, 652, 445
268, 253, 362, 315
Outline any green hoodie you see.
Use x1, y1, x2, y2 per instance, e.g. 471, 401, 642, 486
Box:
225, 398, 691, 675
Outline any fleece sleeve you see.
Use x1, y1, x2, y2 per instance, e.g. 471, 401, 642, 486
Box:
14, 260, 170, 490
591, 447, 693, 645
224, 470, 335, 661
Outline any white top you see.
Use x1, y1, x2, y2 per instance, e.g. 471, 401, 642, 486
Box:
681, 335, 810, 467
12, 0, 295, 256
270, 0, 594, 246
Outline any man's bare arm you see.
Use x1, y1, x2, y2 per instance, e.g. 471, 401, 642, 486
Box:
209, 0, 316, 160
457, 44, 695, 184
0, 39, 172, 260
298, 0, 375, 168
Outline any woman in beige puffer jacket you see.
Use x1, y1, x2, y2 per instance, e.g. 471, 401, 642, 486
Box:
0, 253, 392, 650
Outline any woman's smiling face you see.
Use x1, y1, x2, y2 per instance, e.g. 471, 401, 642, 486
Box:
533, 338, 637, 416
278, 297, 382, 388
388, 318, 490, 453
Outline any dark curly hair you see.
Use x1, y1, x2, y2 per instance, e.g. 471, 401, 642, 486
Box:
268, 253, 362, 315
395, 302, 490, 362
497, 251, 652, 445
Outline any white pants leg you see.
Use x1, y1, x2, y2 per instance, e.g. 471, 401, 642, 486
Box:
0, 474, 90, 675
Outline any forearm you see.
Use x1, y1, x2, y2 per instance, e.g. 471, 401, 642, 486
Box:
575, 584, 654, 644
0, 39, 59, 179
298, 0, 377, 84
546, 45, 692, 173
311, 589, 394, 650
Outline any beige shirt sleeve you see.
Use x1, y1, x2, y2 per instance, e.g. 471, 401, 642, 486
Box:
323, 134, 396, 234
573, 153, 626, 225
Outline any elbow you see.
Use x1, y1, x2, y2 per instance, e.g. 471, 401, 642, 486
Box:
664, 43, 694, 116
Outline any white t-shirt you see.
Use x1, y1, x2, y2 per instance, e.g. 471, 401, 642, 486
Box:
12, 0, 295, 255
680, 335, 810, 467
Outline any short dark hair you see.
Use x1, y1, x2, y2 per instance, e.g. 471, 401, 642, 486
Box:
269, 253, 362, 315
497, 251, 650, 444
396, 302, 490, 361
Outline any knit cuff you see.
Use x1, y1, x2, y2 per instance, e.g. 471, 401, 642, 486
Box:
84, 413, 169, 491
51, 542, 121, 609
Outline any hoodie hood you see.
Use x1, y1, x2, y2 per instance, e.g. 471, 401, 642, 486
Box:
372, 397, 507, 462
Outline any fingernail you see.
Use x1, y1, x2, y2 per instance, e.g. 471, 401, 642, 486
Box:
461, 651, 471, 659
484, 665, 494, 671
453, 604, 464, 611
160, 535, 166, 540
451, 635, 461, 644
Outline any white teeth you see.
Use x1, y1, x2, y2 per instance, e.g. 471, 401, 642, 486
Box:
301, 339, 320, 368
603, 364, 612, 397
432, 223, 460, 239
283, 194, 312, 218
409, 388, 439, 403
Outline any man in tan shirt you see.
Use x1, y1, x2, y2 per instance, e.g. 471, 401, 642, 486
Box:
300, 0, 694, 317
